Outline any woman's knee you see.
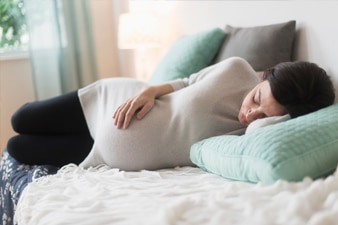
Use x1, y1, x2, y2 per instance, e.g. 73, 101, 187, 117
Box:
11, 103, 32, 133
7, 135, 23, 159
7, 135, 41, 165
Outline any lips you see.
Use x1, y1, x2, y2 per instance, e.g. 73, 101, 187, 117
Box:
240, 113, 249, 125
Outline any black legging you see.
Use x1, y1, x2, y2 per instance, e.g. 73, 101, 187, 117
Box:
7, 91, 93, 167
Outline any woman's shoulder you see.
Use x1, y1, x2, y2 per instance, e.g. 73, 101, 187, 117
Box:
207, 57, 260, 84
215, 57, 251, 69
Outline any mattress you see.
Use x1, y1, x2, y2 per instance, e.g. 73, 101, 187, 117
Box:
13, 162, 338, 225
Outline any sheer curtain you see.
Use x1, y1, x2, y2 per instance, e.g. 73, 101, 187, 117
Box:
24, 0, 97, 100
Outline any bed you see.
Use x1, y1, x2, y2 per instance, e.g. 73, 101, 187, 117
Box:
2, 9, 338, 225
9, 160, 338, 225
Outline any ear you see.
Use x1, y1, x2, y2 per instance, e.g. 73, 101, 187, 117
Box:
256, 71, 264, 81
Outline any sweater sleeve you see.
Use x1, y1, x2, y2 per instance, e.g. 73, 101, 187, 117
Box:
166, 63, 218, 91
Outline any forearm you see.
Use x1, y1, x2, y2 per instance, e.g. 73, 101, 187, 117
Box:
144, 83, 174, 99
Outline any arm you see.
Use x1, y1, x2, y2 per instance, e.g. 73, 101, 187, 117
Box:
113, 63, 218, 129
169, 63, 219, 91
113, 83, 174, 129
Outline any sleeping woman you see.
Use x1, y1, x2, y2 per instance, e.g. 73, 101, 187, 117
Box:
7, 57, 335, 170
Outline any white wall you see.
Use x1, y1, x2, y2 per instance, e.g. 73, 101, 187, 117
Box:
0, 56, 35, 152
89, 0, 120, 78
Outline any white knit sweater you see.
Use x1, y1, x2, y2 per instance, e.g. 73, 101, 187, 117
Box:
79, 57, 259, 170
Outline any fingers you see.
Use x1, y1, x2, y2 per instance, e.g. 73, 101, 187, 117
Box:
112, 103, 124, 123
123, 103, 136, 129
113, 89, 156, 129
113, 99, 131, 129
136, 102, 152, 120
113, 98, 148, 129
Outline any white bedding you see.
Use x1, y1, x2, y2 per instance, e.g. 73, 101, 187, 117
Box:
15, 165, 338, 225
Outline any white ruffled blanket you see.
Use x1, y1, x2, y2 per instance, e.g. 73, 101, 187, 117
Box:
15, 165, 338, 225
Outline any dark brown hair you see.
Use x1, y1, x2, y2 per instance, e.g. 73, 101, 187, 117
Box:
263, 61, 335, 118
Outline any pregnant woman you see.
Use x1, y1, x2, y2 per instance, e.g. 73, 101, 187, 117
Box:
7, 57, 335, 170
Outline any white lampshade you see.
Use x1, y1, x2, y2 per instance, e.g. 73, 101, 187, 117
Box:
118, 12, 162, 49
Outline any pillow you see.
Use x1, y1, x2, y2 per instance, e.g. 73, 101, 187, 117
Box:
214, 20, 296, 71
190, 103, 338, 184
148, 28, 226, 84
245, 114, 290, 134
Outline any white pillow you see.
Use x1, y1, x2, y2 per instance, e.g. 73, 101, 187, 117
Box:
245, 114, 290, 134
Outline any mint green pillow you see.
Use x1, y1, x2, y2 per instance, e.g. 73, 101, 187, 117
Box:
190, 104, 338, 184
148, 28, 226, 84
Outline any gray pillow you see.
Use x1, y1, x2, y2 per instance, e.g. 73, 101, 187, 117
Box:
214, 20, 296, 71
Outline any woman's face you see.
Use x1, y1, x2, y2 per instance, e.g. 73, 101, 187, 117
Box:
238, 80, 287, 125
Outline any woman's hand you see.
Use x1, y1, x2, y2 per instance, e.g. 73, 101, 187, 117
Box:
113, 84, 174, 129
113, 87, 156, 129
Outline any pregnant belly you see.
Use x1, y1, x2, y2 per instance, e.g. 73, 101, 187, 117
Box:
90, 105, 188, 170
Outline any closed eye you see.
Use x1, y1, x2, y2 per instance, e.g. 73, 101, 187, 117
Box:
253, 89, 261, 105
258, 89, 261, 105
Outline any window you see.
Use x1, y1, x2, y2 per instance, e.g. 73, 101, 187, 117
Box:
0, 0, 29, 53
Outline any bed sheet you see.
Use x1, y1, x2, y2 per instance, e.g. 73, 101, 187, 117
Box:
0, 149, 58, 225
15, 163, 338, 225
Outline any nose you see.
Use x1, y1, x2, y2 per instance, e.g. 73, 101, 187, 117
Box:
246, 108, 264, 122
